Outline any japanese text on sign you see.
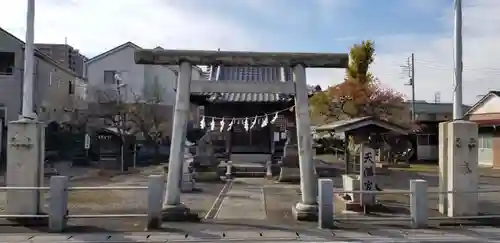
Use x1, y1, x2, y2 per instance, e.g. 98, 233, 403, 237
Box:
359, 145, 376, 205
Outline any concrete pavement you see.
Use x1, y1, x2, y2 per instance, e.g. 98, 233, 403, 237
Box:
215, 180, 266, 220
3, 226, 500, 242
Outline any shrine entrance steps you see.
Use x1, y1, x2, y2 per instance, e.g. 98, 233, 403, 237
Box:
216, 161, 281, 178
214, 159, 339, 178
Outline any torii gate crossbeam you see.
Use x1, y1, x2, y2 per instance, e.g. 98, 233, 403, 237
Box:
135, 49, 348, 223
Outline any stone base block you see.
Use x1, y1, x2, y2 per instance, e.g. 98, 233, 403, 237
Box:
181, 173, 195, 192
161, 204, 200, 222
278, 167, 301, 182
292, 202, 318, 221
342, 174, 360, 204
180, 181, 195, 192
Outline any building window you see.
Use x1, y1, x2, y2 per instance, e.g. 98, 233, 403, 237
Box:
0, 52, 15, 75
103, 70, 117, 84
417, 134, 429, 145
68, 80, 74, 94
479, 135, 493, 149
428, 134, 438, 145
417, 134, 438, 146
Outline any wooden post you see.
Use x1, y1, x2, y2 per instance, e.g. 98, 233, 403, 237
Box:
344, 135, 350, 174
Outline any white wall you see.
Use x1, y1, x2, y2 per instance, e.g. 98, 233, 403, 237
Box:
85, 45, 144, 103
145, 65, 178, 105
472, 95, 500, 114
84, 45, 189, 106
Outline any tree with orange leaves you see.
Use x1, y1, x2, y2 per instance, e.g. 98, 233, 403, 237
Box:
309, 40, 409, 125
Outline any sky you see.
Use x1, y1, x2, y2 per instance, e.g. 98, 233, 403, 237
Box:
1, 0, 500, 105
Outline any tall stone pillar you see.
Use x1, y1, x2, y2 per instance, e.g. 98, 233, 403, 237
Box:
447, 120, 479, 217
163, 61, 195, 220
291, 64, 318, 221
438, 122, 449, 215
6, 120, 45, 217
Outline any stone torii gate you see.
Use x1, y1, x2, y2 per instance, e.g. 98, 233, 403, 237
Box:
135, 49, 348, 221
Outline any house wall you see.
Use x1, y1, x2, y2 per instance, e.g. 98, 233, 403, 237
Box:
34, 56, 83, 122
85, 45, 206, 139
469, 113, 500, 168
85, 45, 198, 107
86, 45, 145, 103
143, 65, 177, 105
493, 130, 500, 168
473, 95, 500, 114
0, 29, 24, 121
0, 29, 81, 122
467, 94, 500, 168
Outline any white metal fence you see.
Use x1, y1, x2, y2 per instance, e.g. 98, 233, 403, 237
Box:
1, 176, 500, 232
317, 178, 500, 229
0, 175, 162, 232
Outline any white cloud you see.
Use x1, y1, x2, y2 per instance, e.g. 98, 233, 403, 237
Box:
0, 0, 264, 56
362, 0, 500, 105
1, 0, 499, 105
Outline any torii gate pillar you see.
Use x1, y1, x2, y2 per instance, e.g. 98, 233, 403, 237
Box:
162, 61, 193, 219
135, 49, 349, 221
290, 64, 318, 220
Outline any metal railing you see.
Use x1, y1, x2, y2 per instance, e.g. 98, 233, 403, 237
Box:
2, 174, 500, 232
0, 175, 163, 232
317, 178, 500, 229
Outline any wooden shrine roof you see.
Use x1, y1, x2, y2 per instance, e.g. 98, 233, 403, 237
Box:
314, 117, 409, 135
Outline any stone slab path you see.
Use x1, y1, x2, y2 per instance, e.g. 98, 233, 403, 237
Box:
215, 178, 267, 220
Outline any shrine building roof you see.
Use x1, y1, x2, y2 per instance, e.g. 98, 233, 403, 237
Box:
314, 116, 409, 135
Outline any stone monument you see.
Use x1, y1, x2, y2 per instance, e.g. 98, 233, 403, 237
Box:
6, 120, 45, 216
359, 144, 376, 206
180, 146, 195, 192
341, 131, 384, 210
278, 129, 301, 182
446, 120, 479, 217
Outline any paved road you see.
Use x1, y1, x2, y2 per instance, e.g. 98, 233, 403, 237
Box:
3, 226, 500, 242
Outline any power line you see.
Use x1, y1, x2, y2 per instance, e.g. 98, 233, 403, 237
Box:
415, 60, 500, 73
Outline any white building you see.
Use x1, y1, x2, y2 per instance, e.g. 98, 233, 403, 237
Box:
0, 27, 84, 123
84, 42, 203, 105
83, 42, 205, 136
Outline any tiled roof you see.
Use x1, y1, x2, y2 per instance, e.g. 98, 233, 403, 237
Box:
192, 66, 294, 103
196, 92, 292, 103
313, 116, 408, 134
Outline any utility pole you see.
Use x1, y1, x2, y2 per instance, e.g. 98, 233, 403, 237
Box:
453, 0, 463, 119
402, 53, 416, 121
21, 0, 35, 119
